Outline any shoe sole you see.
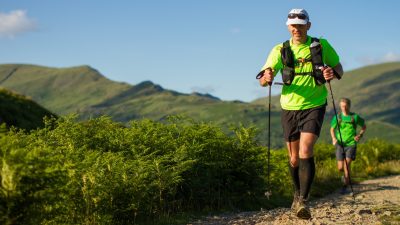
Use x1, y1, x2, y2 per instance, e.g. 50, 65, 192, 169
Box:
296, 207, 311, 219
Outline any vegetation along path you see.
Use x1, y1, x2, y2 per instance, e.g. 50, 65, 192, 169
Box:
190, 175, 400, 225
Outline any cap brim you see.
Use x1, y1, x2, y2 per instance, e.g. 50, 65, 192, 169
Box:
286, 18, 308, 25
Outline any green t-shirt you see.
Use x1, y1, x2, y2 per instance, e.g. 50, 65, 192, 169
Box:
260, 36, 340, 110
330, 112, 365, 147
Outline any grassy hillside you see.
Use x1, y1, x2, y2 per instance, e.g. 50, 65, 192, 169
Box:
0, 88, 56, 131
0, 64, 131, 114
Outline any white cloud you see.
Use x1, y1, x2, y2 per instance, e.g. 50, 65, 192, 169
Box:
0, 10, 37, 38
357, 52, 400, 66
382, 52, 400, 62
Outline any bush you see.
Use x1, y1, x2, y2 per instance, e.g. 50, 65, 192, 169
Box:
0, 116, 268, 224
0, 116, 399, 224
353, 138, 400, 177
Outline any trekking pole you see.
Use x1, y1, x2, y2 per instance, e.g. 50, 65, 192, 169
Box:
267, 81, 272, 195
327, 80, 355, 199
256, 71, 273, 198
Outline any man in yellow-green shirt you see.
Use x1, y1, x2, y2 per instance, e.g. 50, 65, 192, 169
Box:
258, 8, 343, 219
330, 98, 366, 194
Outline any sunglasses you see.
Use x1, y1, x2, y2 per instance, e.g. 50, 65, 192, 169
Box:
287, 13, 308, 20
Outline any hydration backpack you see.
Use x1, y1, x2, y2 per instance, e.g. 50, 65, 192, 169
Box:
337, 113, 357, 129
280, 37, 326, 85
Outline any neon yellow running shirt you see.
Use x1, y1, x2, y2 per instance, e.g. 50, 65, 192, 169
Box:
260, 36, 340, 110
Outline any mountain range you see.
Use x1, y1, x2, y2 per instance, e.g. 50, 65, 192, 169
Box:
0, 62, 399, 147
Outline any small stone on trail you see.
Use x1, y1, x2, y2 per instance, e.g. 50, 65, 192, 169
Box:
357, 209, 373, 214
383, 211, 392, 216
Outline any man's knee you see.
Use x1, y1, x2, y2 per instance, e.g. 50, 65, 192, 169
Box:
299, 141, 315, 158
299, 133, 318, 158
290, 157, 299, 167
337, 162, 344, 171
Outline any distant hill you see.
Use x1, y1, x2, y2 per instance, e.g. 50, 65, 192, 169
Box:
0, 88, 56, 131
0, 64, 131, 114
0, 64, 270, 123
0, 62, 399, 147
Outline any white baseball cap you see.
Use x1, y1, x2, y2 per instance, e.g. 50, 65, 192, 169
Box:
286, 9, 309, 25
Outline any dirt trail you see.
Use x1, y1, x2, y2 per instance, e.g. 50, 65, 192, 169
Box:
189, 175, 400, 225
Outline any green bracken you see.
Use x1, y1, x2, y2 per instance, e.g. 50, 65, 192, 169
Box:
0, 116, 399, 224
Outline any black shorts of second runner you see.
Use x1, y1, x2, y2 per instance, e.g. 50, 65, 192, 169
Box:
335, 143, 357, 160
281, 104, 326, 142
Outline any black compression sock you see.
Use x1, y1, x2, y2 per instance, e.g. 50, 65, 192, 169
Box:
288, 162, 300, 195
299, 157, 315, 199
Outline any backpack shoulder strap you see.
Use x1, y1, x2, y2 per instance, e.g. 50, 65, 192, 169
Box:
283, 40, 290, 48
310, 37, 323, 62
311, 37, 320, 43
309, 37, 325, 85
280, 40, 295, 85
337, 113, 342, 125
350, 113, 357, 129
281, 40, 294, 67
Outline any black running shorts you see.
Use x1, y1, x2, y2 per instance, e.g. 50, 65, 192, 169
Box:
281, 104, 326, 142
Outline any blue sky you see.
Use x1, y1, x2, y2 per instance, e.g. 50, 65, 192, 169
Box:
1, 0, 399, 102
